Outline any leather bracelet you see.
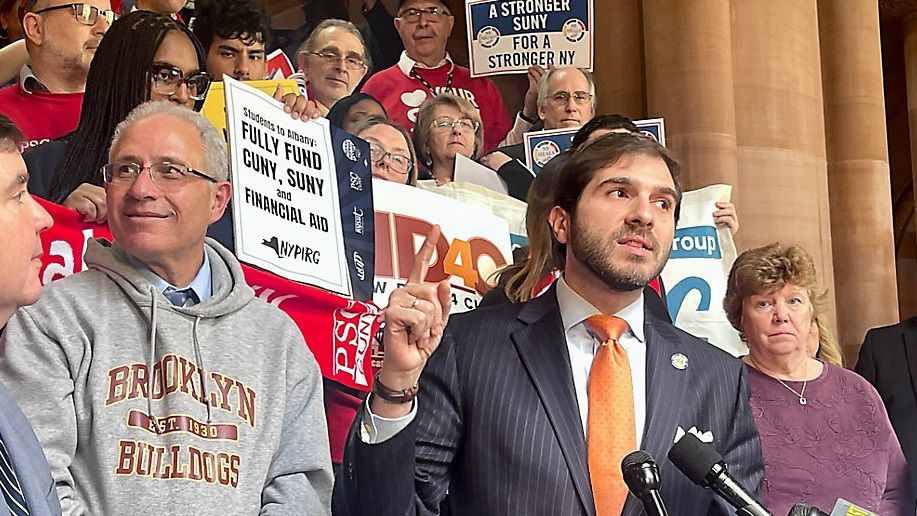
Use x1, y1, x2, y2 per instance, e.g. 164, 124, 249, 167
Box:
518, 110, 537, 125
372, 372, 418, 404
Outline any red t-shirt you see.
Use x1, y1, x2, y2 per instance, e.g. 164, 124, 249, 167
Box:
361, 55, 512, 155
0, 84, 83, 151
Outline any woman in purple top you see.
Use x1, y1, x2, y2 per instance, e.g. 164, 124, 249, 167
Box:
724, 243, 914, 515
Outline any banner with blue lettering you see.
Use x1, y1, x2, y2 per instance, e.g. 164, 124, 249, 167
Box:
466, 0, 594, 77
659, 184, 745, 356
224, 77, 373, 299
522, 118, 666, 174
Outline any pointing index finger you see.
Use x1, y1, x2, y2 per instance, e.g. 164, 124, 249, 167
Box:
408, 225, 441, 284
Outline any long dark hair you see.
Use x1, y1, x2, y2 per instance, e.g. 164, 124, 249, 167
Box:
48, 11, 206, 203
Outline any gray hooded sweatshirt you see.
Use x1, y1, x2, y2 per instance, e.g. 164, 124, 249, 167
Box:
0, 238, 332, 515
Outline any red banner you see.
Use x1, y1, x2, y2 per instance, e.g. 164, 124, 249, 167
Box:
35, 198, 382, 392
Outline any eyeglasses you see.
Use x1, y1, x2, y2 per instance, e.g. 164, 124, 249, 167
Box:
548, 91, 593, 106
368, 143, 413, 175
149, 63, 212, 101
31, 3, 118, 26
307, 51, 366, 71
397, 6, 450, 22
102, 162, 217, 188
430, 117, 478, 133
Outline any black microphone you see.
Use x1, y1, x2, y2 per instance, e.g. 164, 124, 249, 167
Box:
621, 450, 669, 516
787, 503, 828, 516
667, 433, 771, 516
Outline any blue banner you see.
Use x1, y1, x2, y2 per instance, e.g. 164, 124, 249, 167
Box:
466, 0, 594, 77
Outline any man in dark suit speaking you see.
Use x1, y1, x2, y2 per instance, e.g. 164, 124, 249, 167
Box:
333, 133, 764, 515
0, 114, 59, 515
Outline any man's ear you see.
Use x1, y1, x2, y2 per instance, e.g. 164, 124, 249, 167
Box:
21, 12, 43, 46
209, 182, 232, 223
548, 206, 570, 245
537, 102, 547, 122
296, 52, 309, 77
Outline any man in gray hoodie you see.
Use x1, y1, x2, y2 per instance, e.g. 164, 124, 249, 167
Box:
0, 101, 333, 515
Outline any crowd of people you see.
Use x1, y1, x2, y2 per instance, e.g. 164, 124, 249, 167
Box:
0, 0, 915, 515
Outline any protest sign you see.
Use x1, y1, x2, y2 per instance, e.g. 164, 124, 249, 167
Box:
659, 184, 745, 356
201, 78, 300, 141
524, 126, 576, 174
636, 117, 666, 145
523, 117, 668, 174
466, 0, 594, 77
224, 77, 365, 298
373, 179, 514, 314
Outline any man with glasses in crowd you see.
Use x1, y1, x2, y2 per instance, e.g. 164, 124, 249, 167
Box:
360, 0, 513, 154
0, 101, 334, 514
296, 18, 371, 115
481, 67, 596, 200
0, 0, 114, 149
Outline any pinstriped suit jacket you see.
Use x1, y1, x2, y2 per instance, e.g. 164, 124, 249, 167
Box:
334, 287, 764, 515
0, 384, 61, 516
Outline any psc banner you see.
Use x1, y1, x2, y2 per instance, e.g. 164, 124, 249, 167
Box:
373, 179, 514, 315
659, 184, 746, 357
224, 76, 374, 300
466, 0, 593, 77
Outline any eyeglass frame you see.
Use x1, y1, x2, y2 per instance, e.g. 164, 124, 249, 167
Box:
547, 90, 594, 106
396, 6, 451, 22
30, 3, 118, 26
367, 142, 413, 175
305, 50, 367, 71
148, 63, 213, 101
430, 116, 479, 133
101, 161, 218, 187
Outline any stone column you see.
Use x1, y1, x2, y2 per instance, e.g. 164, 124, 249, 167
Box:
643, 0, 739, 204
731, 0, 839, 334
592, 0, 645, 118
818, 0, 899, 363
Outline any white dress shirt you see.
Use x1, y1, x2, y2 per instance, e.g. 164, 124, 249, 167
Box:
362, 276, 648, 446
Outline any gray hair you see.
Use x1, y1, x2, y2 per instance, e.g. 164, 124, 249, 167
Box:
536, 67, 597, 109
109, 101, 229, 181
297, 19, 372, 72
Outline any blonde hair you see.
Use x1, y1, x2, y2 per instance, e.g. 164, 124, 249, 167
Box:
724, 243, 843, 367
492, 153, 568, 302
412, 92, 484, 167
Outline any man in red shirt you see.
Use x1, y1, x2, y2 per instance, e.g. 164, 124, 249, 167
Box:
361, 0, 514, 154
0, 0, 114, 149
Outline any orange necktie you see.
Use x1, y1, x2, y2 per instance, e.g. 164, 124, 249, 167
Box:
585, 314, 636, 516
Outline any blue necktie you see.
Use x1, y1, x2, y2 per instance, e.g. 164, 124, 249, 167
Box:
163, 287, 199, 307
0, 434, 29, 515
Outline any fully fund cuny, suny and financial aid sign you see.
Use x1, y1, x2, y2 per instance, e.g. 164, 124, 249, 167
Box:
466, 0, 593, 77
224, 77, 372, 298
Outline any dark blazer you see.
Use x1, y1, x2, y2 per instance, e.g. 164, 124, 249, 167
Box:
0, 384, 61, 516
855, 316, 917, 495
333, 287, 764, 515
492, 143, 535, 201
